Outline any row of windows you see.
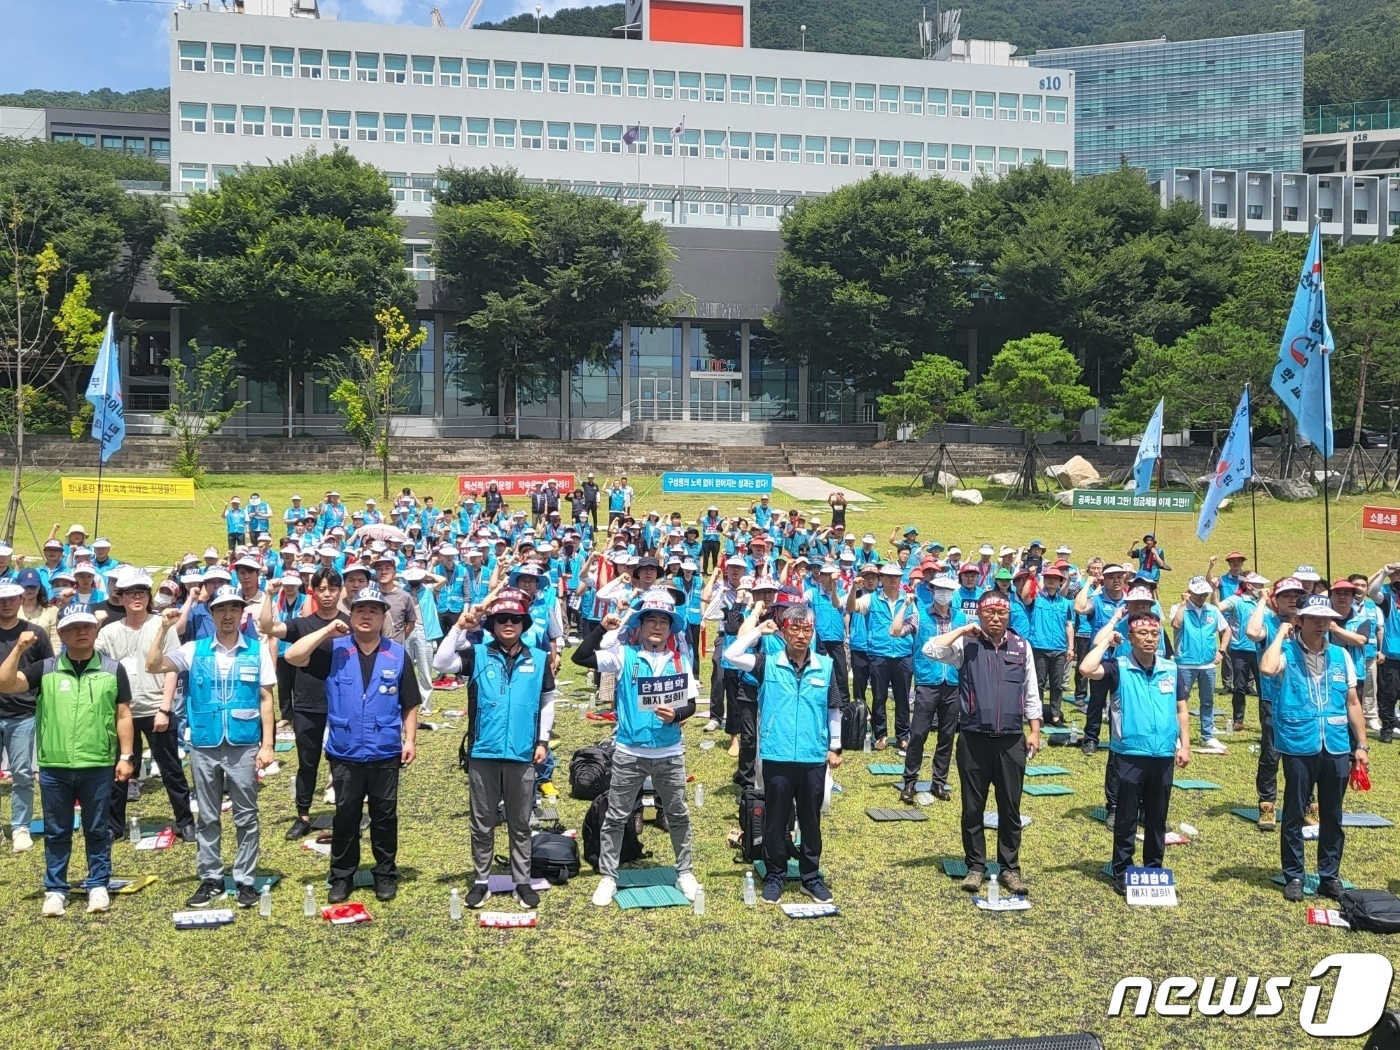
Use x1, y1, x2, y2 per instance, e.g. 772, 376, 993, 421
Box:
51, 131, 170, 158
175, 42, 1067, 120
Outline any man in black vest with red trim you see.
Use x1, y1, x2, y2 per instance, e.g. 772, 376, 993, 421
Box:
925, 590, 1042, 897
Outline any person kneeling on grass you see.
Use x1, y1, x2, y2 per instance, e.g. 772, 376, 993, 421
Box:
723, 600, 840, 905
432, 589, 554, 911
146, 586, 276, 909
571, 588, 698, 908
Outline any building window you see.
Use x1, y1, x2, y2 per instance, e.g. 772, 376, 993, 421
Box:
100, 135, 122, 151
928, 142, 948, 171
464, 117, 487, 147
998, 93, 1018, 121
50, 132, 72, 144
928, 88, 947, 117
749, 323, 797, 421
1021, 94, 1041, 122
356, 53, 380, 82
404, 241, 432, 276
379, 54, 405, 84
781, 79, 801, 107
178, 41, 207, 73
328, 51, 351, 80
878, 85, 898, 113
602, 67, 623, 96
1247, 204, 1264, 220
855, 138, 875, 166
212, 164, 238, 186
830, 136, 850, 165
730, 130, 750, 159
780, 134, 800, 163
974, 145, 994, 173
754, 133, 775, 161
679, 129, 699, 158
388, 173, 407, 203
355, 111, 379, 141
411, 113, 434, 144
299, 109, 323, 138
651, 127, 672, 156
1045, 96, 1067, 123
705, 129, 726, 159
878, 140, 899, 168
239, 44, 264, 76
755, 204, 776, 218
755, 77, 776, 106
467, 59, 489, 88
951, 143, 972, 172
903, 141, 923, 169
520, 120, 542, 149
903, 86, 923, 114
575, 65, 596, 94
1284, 206, 1300, 221
212, 103, 236, 135
951, 89, 971, 117
703, 202, 726, 217
439, 115, 462, 145
494, 60, 516, 90
271, 107, 294, 137
627, 68, 649, 98
179, 163, 207, 193
1318, 207, 1334, 222
1022, 148, 1041, 164
521, 62, 543, 92
384, 113, 407, 143
601, 125, 622, 153
410, 176, 436, 204
300, 48, 322, 78
730, 74, 750, 104
805, 135, 826, 164
269, 46, 292, 77
653, 69, 675, 99
212, 42, 236, 74
328, 110, 351, 140
974, 91, 995, 119
493, 118, 515, 149
548, 64, 569, 92
1211, 203, 1228, 219
855, 83, 875, 111
705, 73, 726, 103
679, 71, 700, 101
150, 137, 170, 160
829, 81, 850, 110
574, 123, 596, 151
240, 106, 266, 135
805, 80, 826, 109
411, 55, 435, 85
1045, 149, 1068, 168
74, 133, 96, 147
998, 146, 1018, 173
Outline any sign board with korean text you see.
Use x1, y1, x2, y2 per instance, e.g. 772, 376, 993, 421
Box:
1124, 867, 1178, 907
637, 673, 688, 710
61, 477, 195, 506
456, 474, 575, 499
662, 472, 773, 495
1071, 491, 1196, 514
1361, 505, 1400, 535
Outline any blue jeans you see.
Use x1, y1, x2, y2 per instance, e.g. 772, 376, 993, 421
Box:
0, 714, 36, 831
1177, 665, 1217, 742
39, 766, 114, 895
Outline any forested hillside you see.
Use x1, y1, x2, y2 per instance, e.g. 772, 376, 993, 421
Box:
0, 87, 169, 111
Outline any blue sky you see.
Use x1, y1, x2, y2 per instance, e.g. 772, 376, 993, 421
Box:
0, 0, 611, 95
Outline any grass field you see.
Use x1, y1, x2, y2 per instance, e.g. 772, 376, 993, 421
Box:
0, 468, 1396, 1050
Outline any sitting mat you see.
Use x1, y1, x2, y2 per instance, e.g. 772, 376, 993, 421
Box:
73, 876, 159, 895
29, 814, 81, 834
1173, 780, 1222, 791
1025, 766, 1072, 777
754, 859, 826, 881
223, 874, 281, 893
866, 764, 905, 776
1091, 807, 1108, 822
1101, 863, 1115, 878
615, 885, 689, 910
941, 858, 1001, 878
1041, 726, 1071, 736
274, 741, 294, 753
1342, 813, 1394, 828
1023, 783, 1075, 797
983, 813, 1032, 829
866, 808, 929, 822
1231, 808, 1262, 822
310, 815, 334, 831
1270, 874, 1358, 894
325, 869, 376, 889
616, 867, 679, 889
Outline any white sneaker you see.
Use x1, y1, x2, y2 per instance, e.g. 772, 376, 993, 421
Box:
591, 876, 617, 907
324, 785, 336, 805
676, 872, 699, 902
86, 886, 110, 913
12, 828, 32, 852
703, 719, 720, 733
41, 892, 66, 917
1201, 738, 1228, 753
1369, 718, 1383, 732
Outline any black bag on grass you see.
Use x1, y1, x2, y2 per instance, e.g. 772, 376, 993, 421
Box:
530, 832, 580, 885
1339, 889, 1400, 933
840, 701, 868, 752
569, 741, 613, 800
738, 787, 765, 863
581, 793, 645, 872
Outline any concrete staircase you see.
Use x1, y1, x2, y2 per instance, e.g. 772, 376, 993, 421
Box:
738, 446, 798, 477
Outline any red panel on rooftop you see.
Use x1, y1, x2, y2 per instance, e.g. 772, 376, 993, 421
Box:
649, 0, 744, 46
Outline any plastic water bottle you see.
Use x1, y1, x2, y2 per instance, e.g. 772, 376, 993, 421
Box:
302, 884, 316, 917
987, 876, 1001, 906
694, 783, 705, 809
449, 888, 462, 921
1248, 744, 1260, 754
863, 731, 872, 754
1068, 724, 1081, 746
259, 885, 272, 918
290, 775, 297, 801
742, 871, 756, 906
693, 884, 706, 916
129, 816, 140, 846
1224, 719, 1234, 736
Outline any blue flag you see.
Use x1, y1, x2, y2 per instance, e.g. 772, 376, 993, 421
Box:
85, 313, 125, 464
1197, 386, 1252, 542
1270, 227, 1334, 458
1132, 398, 1164, 496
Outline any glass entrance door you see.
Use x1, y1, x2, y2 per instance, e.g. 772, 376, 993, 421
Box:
691, 377, 742, 422
637, 377, 678, 420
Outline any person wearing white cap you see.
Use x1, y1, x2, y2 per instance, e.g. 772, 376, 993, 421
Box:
372, 553, 418, 646
1074, 564, 1129, 756
1169, 576, 1230, 751
847, 563, 915, 750
283, 495, 305, 536
973, 544, 996, 589
1244, 577, 1308, 831
890, 575, 963, 803
98, 569, 196, 846
854, 534, 880, 569
1259, 594, 1368, 902
146, 587, 275, 909
402, 566, 443, 705
89, 539, 120, 579
0, 578, 55, 853
222, 496, 248, 552
0, 603, 135, 917
246, 493, 271, 540
45, 523, 88, 569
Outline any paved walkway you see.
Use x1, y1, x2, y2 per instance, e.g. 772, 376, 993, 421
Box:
772, 476, 873, 502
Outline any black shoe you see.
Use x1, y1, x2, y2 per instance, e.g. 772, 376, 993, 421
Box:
1048, 717, 1067, 728
327, 879, 352, 904
284, 817, 312, 841
800, 878, 834, 903
933, 784, 952, 801
1282, 878, 1305, 903
1381, 728, 1394, 744
899, 781, 916, 804
761, 877, 783, 904
514, 883, 540, 908
176, 823, 198, 844
466, 882, 492, 909
1317, 877, 1345, 901
234, 884, 259, 909
1113, 875, 1127, 896
185, 879, 224, 908
1104, 809, 1117, 829
1081, 738, 1099, 756
373, 876, 397, 902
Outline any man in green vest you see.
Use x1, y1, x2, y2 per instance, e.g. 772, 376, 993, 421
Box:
0, 604, 134, 918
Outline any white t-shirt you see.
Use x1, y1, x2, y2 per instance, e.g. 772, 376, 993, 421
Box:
168, 634, 277, 688
96, 615, 178, 719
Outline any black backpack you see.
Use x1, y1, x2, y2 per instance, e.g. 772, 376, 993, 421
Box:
1340, 889, 1400, 934
581, 793, 646, 872
569, 742, 614, 800
738, 787, 765, 863
529, 832, 580, 885
840, 700, 869, 752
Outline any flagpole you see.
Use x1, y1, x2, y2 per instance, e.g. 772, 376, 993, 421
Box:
1152, 453, 1164, 537
1319, 230, 1333, 582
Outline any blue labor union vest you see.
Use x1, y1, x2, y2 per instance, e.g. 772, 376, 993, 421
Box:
186, 637, 264, 749
756, 648, 834, 765
1108, 654, 1179, 759
468, 643, 547, 763
324, 636, 407, 762
1272, 639, 1352, 756
614, 645, 688, 751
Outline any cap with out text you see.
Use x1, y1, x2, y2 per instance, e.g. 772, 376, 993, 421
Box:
1187, 575, 1213, 596
208, 584, 247, 609
57, 603, 99, 630
1297, 594, 1344, 620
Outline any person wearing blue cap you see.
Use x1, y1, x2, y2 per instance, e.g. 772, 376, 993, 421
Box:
1126, 534, 1172, 583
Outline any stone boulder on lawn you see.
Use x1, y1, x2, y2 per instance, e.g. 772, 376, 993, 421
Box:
950, 488, 983, 506
1051, 455, 1101, 489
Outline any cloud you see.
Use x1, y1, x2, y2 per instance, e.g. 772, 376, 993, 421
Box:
359, 0, 410, 17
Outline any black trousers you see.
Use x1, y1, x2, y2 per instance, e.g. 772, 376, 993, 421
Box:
714, 667, 740, 731
108, 715, 194, 838
850, 649, 871, 710
733, 698, 759, 788
700, 539, 721, 574
275, 657, 297, 724
292, 708, 329, 816
328, 756, 400, 882
1280, 751, 1350, 883
1073, 636, 1090, 700
1032, 647, 1067, 724
1109, 752, 1173, 876
686, 622, 700, 658
957, 731, 1027, 874
1231, 649, 1259, 724
1256, 699, 1280, 804
869, 654, 912, 744
1378, 658, 1400, 731
905, 683, 958, 789
1084, 676, 1110, 744
816, 639, 850, 705
761, 760, 825, 882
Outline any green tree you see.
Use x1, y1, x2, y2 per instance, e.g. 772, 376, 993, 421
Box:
158, 149, 417, 433
162, 344, 249, 480
767, 173, 975, 394
1324, 242, 1400, 445
877, 353, 971, 440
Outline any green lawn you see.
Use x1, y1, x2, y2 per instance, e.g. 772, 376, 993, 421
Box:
0, 469, 1395, 1049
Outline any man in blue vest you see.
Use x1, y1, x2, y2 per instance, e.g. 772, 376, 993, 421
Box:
573, 588, 698, 908
1025, 565, 1075, 728
1259, 595, 1369, 901
723, 599, 841, 905
1245, 577, 1307, 832
891, 576, 963, 803
1074, 563, 1129, 756
925, 590, 1042, 896
848, 563, 914, 750
147, 587, 276, 909
1079, 608, 1191, 895
433, 590, 554, 910
1368, 562, 1400, 743
285, 586, 421, 904
1170, 576, 1230, 751
1217, 572, 1267, 732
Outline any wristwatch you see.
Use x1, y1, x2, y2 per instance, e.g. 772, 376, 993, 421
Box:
118, 753, 136, 764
